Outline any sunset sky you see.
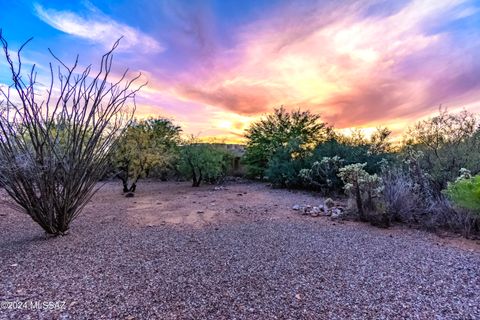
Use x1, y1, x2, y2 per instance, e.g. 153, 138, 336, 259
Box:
1, 0, 480, 142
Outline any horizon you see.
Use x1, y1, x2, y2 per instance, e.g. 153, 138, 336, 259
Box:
1, 0, 480, 143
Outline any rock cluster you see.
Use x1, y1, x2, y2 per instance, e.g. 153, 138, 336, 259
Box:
292, 201, 345, 219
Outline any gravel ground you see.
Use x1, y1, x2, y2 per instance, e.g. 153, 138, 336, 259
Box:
0, 180, 479, 319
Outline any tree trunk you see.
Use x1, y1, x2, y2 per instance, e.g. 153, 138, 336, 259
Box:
355, 182, 365, 221
129, 183, 136, 192
192, 174, 198, 187
122, 180, 129, 193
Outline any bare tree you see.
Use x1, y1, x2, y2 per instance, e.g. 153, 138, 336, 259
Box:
0, 31, 142, 235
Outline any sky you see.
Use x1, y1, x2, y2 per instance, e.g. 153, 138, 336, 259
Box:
1, 0, 480, 142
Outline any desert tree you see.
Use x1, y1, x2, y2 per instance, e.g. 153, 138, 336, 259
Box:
114, 117, 181, 193
244, 106, 330, 179
404, 108, 480, 192
177, 138, 233, 187
0, 31, 141, 235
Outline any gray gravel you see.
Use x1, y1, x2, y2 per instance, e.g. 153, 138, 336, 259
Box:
0, 181, 479, 319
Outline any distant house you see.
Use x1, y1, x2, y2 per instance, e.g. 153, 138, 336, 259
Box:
215, 143, 246, 176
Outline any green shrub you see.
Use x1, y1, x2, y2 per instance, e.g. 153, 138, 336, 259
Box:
445, 174, 480, 214
299, 156, 344, 193
244, 107, 329, 179
177, 142, 232, 187
264, 138, 311, 188
404, 109, 480, 193
312, 131, 393, 176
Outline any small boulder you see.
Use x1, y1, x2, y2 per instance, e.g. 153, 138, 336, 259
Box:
292, 204, 301, 211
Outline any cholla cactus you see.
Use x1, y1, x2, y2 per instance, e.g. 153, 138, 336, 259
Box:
338, 163, 383, 220
456, 168, 472, 182
299, 156, 344, 192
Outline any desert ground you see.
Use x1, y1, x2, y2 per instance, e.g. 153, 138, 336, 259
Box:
0, 180, 479, 319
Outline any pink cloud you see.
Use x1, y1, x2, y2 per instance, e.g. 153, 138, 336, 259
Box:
130, 0, 480, 140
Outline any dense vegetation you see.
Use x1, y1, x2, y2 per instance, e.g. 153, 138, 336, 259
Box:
244, 107, 480, 237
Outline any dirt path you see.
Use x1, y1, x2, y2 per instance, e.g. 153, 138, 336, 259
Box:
0, 180, 479, 319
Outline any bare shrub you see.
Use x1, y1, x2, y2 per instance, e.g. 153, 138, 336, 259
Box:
382, 167, 479, 237
0, 32, 141, 235
424, 196, 479, 238
382, 169, 422, 223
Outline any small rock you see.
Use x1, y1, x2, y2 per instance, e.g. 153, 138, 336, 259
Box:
295, 293, 302, 300
310, 206, 321, 217
197, 210, 204, 214
330, 208, 344, 220
302, 205, 312, 215
10, 263, 18, 267
292, 205, 300, 211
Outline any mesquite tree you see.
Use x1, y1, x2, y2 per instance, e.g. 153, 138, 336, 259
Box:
177, 139, 232, 187
114, 118, 181, 193
0, 32, 141, 235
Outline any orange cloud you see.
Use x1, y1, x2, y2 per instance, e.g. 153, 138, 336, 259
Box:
126, 0, 480, 142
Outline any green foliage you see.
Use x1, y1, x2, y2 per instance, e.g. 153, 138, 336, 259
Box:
244, 106, 329, 179
338, 163, 383, 221
445, 172, 480, 215
296, 128, 392, 192
404, 109, 480, 192
265, 138, 310, 188
177, 141, 233, 187
244, 108, 393, 191
313, 128, 393, 175
299, 156, 344, 193
114, 118, 181, 192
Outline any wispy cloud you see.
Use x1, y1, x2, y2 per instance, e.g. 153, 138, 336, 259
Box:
159, 0, 480, 134
33, 3, 163, 53
17, 0, 480, 142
